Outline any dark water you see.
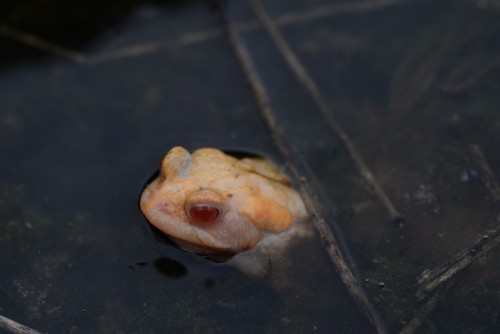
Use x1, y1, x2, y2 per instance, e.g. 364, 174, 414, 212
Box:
1, 0, 499, 333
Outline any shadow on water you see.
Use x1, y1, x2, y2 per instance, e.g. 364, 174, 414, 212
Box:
1, 0, 500, 333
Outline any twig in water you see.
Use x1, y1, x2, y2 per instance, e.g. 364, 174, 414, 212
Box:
88, 29, 224, 64
92, 0, 416, 64
416, 144, 500, 298
0, 24, 88, 64
277, 0, 417, 27
249, 0, 403, 225
468, 144, 500, 204
441, 57, 500, 95
399, 281, 453, 334
0, 314, 41, 334
213, 2, 386, 333
1, 1, 418, 66
416, 223, 499, 299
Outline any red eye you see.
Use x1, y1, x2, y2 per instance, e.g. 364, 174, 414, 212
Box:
189, 204, 220, 222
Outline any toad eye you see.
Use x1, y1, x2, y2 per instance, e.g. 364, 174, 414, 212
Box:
188, 203, 221, 223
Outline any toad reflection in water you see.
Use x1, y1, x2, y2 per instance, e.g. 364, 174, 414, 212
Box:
140, 146, 310, 276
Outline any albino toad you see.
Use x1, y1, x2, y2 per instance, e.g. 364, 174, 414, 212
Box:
140, 146, 309, 275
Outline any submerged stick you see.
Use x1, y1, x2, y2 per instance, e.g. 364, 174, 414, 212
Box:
416, 144, 500, 298
441, 58, 500, 95
468, 144, 500, 204
213, 2, 387, 333
400, 281, 452, 334
249, 0, 403, 225
0, 24, 88, 64
88, 29, 224, 64
0, 314, 41, 334
277, 0, 416, 26
416, 223, 499, 299
1, 1, 416, 65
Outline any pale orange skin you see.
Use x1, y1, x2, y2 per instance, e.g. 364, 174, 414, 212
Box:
140, 146, 308, 258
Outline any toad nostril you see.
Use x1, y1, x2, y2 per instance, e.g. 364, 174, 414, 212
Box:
189, 204, 220, 222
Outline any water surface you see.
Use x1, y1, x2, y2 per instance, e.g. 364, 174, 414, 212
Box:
1, 0, 499, 333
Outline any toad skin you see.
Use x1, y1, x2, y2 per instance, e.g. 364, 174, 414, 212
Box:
140, 146, 309, 265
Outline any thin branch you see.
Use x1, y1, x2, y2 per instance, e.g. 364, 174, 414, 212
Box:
1, 0, 418, 65
468, 144, 500, 204
0, 314, 41, 334
416, 144, 500, 298
0, 24, 88, 64
249, 0, 403, 225
416, 223, 499, 299
88, 28, 224, 64
441, 57, 500, 95
214, 2, 386, 333
277, 0, 417, 26
400, 281, 453, 334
